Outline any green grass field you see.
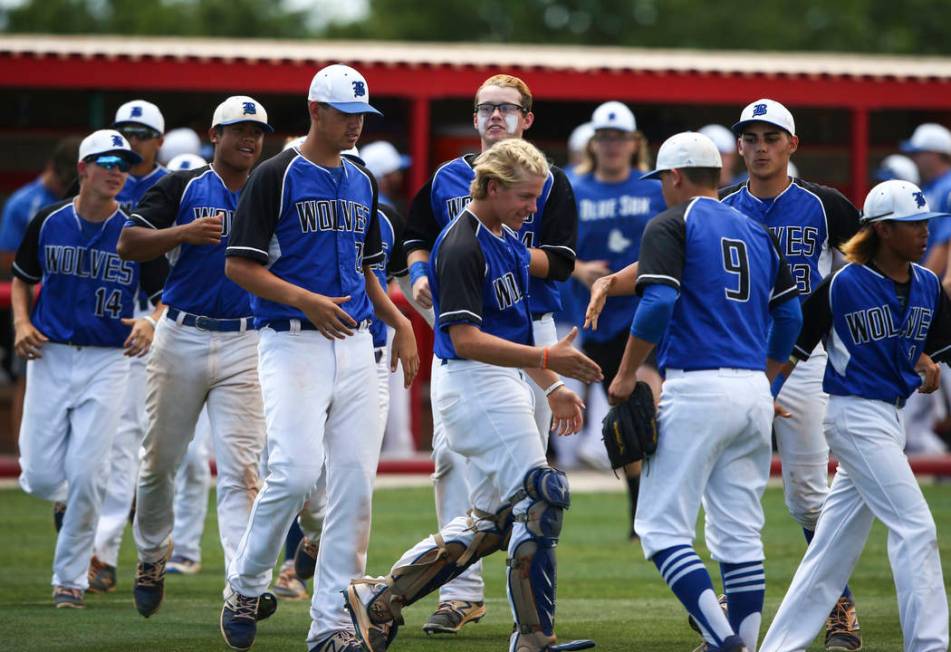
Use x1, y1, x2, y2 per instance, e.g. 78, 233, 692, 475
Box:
2, 483, 950, 651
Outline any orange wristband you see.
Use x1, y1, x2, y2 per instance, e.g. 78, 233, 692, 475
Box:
542, 347, 549, 369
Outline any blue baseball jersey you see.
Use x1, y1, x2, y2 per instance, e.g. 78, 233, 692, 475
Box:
430, 210, 533, 360
404, 154, 577, 315
116, 165, 169, 215
634, 196, 799, 372
920, 169, 951, 254
225, 149, 383, 328
0, 177, 59, 252
793, 262, 951, 403
12, 199, 165, 347
563, 170, 665, 341
721, 179, 860, 301
126, 165, 251, 319
369, 204, 408, 348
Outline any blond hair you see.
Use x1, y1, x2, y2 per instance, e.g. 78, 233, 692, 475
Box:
840, 225, 879, 264
469, 139, 550, 200
475, 74, 533, 112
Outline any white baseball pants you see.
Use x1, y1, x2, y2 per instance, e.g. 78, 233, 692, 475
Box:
636, 368, 773, 563
225, 327, 382, 645
170, 408, 212, 562
134, 317, 265, 571
761, 395, 949, 652
18, 344, 130, 589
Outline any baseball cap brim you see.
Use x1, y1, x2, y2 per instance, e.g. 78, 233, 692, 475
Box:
216, 117, 275, 133
862, 210, 951, 224
327, 101, 383, 116
90, 149, 143, 165
640, 168, 666, 180
731, 118, 793, 137
112, 120, 160, 132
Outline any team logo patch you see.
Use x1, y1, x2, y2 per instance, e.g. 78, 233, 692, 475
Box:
608, 112, 616, 121
111, 135, 123, 147
242, 101, 256, 115
352, 81, 366, 97
913, 191, 926, 208
130, 106, 143, 118
752, 103, 768, 117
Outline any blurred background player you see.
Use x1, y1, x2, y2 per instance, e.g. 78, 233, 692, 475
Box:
567, 100, 665, 540
119, 95, 271, 618
564, 121, 595, 182
875, 153, 920, 186
699, 124, 741, 187
402, 73, 578, 634
14, 130, 164, 608
112, 100, 167, 214
361, 140, 411, 210
761, 180, 950, 652
605, 131, 801, 652
167, 152, 208, 172
721, 98, 863, 650
158, 127, 202, 167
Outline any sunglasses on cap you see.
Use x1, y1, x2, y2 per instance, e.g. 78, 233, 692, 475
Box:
86, 155, 132, 172
117, 125, 161, 141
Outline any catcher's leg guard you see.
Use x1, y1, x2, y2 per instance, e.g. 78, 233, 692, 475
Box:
507, 467, 570, 652
361, 507, 513, 626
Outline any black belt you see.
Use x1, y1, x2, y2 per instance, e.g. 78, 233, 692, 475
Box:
166, 308, 254, 333
265, 318, 371, 333
532, 312, 553, 322
375, 348, 384, 364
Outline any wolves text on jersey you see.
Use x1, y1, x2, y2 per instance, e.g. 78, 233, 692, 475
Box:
445, 195, 471, 221
493, 272, 525, 310
192, 207, 234, 237
844, 304, 933, 345
44, 245, 135, 285
295, 199, 370, 235
767, 225, 819, 258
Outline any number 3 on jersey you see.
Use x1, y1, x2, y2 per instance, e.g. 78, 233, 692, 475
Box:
721, 238, 750, 302
95, 287, 123, 318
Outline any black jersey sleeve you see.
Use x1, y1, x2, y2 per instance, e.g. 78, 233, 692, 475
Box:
359, 163, 384, 267
128, 170, 194, 230
634, 205, 688, 295
718, 181, 745, 200
226, 151, 294, 265
769, 233, 800, 309
403, 177, 440, 255
799, 180, 861, 251
792, 272, 833, 361
140, 256, 169, 304
11, 201, 64, 282
926, 288, 951, 364
435, 213, 485, 329
536, 166, 577, 281
381, 203, 408, 277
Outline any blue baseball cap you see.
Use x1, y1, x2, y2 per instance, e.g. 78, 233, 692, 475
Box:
861, 180, 950, 223
307, 64, 382, 116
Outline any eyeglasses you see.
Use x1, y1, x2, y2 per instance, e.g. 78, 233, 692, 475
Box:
88, 155, 132, 172
474, 103, 526, 118
117, 126, 160, 141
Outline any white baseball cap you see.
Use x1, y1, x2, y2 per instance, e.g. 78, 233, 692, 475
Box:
212, 96, 273, 132
642, 131, 722, 180
591, 101, 636, 133
568, 122, 595, 154
875, 154, 920, 185
308, 64, 382, 116
113, 100, 165, 134
732, 99, 796, 137
78, 129, 143, 165
158, 128, 202, 165
861, 179, 950, 223
901, 123, 951, 156
698, 124, 736, 154
361, 141, 410, 178
167, 153, 208, 171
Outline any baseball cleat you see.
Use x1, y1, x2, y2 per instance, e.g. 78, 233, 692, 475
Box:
343, 579, 398, 652
53, 586, 85, 609
220, 586, 259, 651
825, 596, 862, 650
133, 546, 171, 618
256, 592, 277, 621
294, 537, 319, 581
87, 556, 117, 593
273, 560, 308, 600
166, 555, 201, 575
308, 629, 363, 652
422, 600, 486, 635
691, 635, 748, 652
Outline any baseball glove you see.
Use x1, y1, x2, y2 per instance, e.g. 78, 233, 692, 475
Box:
601, 381, 657, 469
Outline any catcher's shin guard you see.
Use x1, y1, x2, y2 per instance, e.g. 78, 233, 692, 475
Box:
507, 467, 570, 651
363, 507, 512, 626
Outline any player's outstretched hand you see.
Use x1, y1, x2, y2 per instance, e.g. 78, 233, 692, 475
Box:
412, 276, 432, 309
14, 319, 48, 359
574, 259, 611, 289
546, 327, 603, 383
121, 317, 155, 358
584, 275, 616, 330
548, 386, 585, 436
181, 212, 223, 246
391, 320, 420, 388
301, 293, 358, 340
607, 372, 637, 406
915, 352, 940, 394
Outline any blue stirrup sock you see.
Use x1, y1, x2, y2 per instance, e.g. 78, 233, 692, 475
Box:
653, 545, 734, 646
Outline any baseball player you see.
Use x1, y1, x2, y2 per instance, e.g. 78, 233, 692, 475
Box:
902, 123, 951, 274
158, 127, 202, 167
603, 132, 801, 652
165, 408, 212, 575
87, 99, 172, 594
219, 64, 419, 652
760, 180, 950, 652
402, 73, 578, 634
344, 138, 600, 652
13, 130, 165, 608
567, 100, 666, 540
720, 98, 864, 650
117, 95, 272, 617
698, 124, 741, 187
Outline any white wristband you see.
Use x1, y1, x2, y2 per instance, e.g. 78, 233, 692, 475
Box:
544, 380, 565, 397
143, 315, 158, 328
